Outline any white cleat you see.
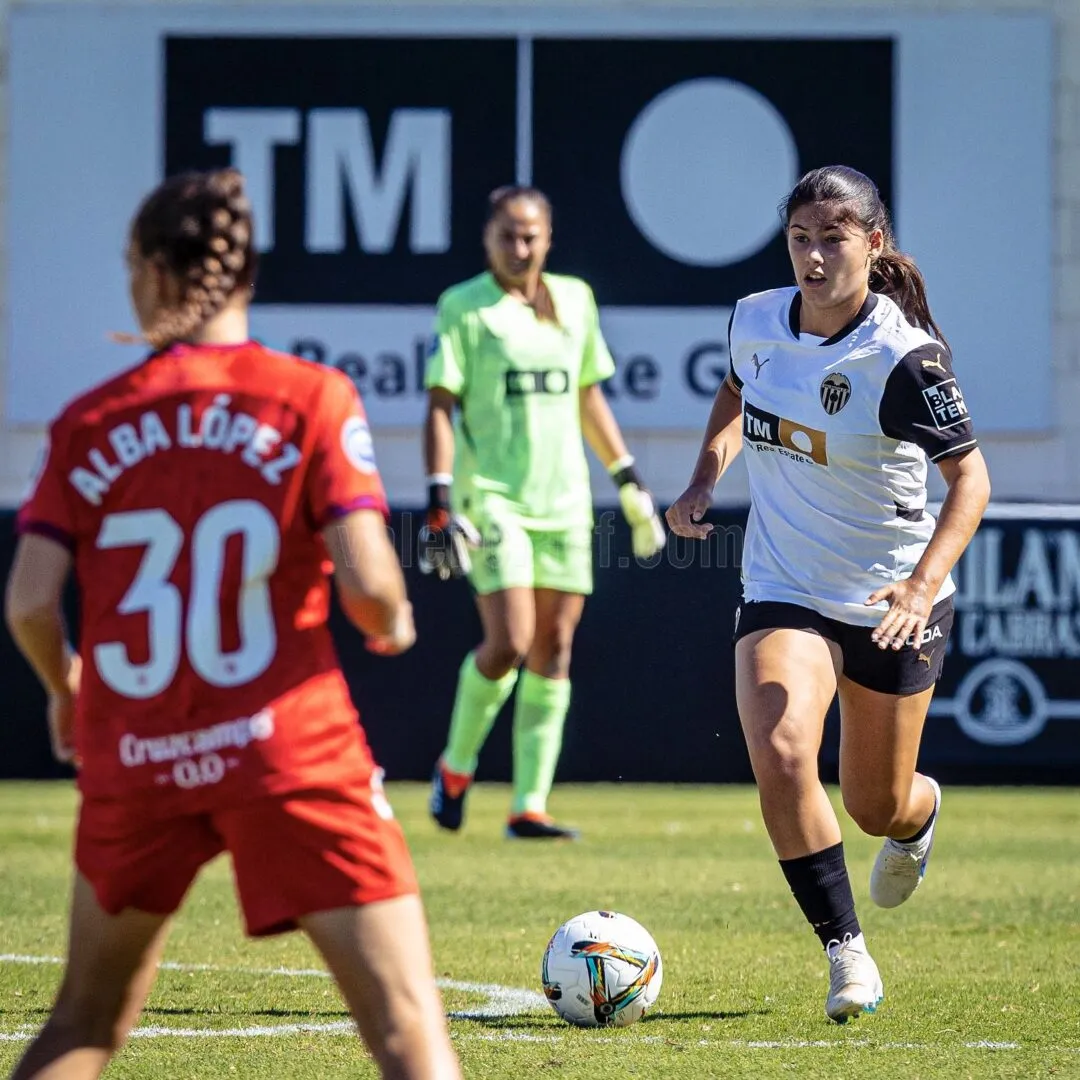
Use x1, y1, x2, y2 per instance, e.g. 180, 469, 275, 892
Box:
870, 776, 941, 909
825, 933, 884, 1023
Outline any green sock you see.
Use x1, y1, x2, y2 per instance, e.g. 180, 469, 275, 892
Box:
442, 653, 519, 776
511, 671, 572, 816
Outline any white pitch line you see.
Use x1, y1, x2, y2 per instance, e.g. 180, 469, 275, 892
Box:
0, 952, 547, 1030
0, 955, 1061, 1052
0, 1027, 1062, 1050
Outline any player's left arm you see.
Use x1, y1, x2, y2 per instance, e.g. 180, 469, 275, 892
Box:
579, 383, 665, 560
869, 343, 991, 650
576, 281, 665, 559
909, 445, 991, 598
5, 534, 80, 763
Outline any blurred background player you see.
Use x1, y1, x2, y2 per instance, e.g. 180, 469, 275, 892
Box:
4, 169, 461, 1080
421, 185, 665, 840
667, 166, 990, 1022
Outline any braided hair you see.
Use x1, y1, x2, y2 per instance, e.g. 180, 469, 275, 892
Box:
131, 168, 257, 350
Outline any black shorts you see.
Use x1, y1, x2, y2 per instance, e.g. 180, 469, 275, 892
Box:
732, 596, 955, 696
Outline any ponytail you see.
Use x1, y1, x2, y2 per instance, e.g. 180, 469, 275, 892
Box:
871, 243, 948, 347
529, 279, 559, 326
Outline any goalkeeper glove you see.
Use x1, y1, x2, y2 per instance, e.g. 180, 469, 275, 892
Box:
609, 455, 666, 560
418, 476, 481, 581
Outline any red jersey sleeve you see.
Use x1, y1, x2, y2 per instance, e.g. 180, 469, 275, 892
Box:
16, 427, 79, 551
306, 370, 389, 530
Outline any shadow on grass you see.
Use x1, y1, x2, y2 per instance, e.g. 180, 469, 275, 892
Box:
452, 1007, 767, 1029
143, 1006, 351, 1020
643, 1009, 768, 1022
452, 1015, 565, 1030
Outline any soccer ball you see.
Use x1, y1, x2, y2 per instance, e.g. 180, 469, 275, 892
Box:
540, 910, 663, 1027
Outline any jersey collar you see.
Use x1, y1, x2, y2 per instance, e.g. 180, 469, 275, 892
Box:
787, 291, 878, 346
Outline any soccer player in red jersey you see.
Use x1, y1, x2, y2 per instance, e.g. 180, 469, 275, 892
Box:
4, 169, 461, 1080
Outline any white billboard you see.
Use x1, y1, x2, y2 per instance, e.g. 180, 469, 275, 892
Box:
7, 7, 1052, 433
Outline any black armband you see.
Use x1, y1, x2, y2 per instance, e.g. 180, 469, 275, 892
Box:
609, 457, 645, 490
427, 482, 451, 512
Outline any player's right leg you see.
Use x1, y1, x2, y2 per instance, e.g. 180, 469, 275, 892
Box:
431, 516, 537, 831
734, 604, 882, 1022
11, 802, 221, 1078
222, 778, 460, 1078
9, 875, 172, 1080
301, 898, 461, 1080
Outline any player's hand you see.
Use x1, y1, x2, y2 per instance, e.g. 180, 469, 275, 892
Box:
47, 652, 81, 765
866, 578, 934, 651
418, 509, 481, 581
666, 483, 714, 540
618, 482, 666, 560
365, 602, 417, 656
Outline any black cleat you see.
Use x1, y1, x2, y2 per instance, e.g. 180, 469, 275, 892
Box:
429, 761, 471, 831
505, 814, 580, 840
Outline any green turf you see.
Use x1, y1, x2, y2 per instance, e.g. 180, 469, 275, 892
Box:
1, 781, 1078, 1078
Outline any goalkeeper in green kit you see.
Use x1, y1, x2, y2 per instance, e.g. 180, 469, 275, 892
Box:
421, 186, 666, 839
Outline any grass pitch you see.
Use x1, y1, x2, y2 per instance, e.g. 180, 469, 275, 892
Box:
1, 781, 1078, 1079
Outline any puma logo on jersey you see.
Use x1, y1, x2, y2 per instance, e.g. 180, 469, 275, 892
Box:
921, 355, 947, 373
917, 651, 934, 666
750, 353, 772, 379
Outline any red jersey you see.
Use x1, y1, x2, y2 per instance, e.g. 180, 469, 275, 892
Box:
17, 342, 389, 810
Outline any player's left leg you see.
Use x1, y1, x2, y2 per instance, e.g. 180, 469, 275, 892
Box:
506, 562, 587, 839
10, 875, 172, 1080
222, 778, 460, 1078
301, 898, 461, 1080
430, 513, 535, 832
838, 597, 953, 907
838, 679, 940, 908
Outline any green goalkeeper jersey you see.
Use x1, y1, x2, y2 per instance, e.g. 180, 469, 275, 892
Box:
425, 271, 616, 529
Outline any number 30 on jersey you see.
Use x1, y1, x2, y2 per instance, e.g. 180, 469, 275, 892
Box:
93, 500, 280, 699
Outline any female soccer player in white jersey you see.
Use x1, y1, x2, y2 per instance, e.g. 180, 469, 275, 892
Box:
667, 165, 991, 1022
421, 186, 665, 839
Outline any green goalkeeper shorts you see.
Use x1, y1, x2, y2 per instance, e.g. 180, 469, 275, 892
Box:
465, 510, 594, 596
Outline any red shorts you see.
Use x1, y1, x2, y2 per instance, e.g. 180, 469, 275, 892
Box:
75, 777, 419, 937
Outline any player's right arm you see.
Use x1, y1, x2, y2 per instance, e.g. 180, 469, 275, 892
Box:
666, 378, 743, 540
322, 512, 415, 655
424, 387, 457, 513
418, 295, 480, 580
667, 312, 745, 539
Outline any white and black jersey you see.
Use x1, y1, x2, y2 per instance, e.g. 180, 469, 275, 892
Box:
727, 286, 977, 626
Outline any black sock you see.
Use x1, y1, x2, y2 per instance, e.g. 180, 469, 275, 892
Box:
896, 802, 936, 844
779, 842, 861, 950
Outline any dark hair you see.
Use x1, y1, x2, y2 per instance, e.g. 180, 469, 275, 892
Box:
485, 185, 559, 326
783, 165, 947, 346
131, 168, 257, 350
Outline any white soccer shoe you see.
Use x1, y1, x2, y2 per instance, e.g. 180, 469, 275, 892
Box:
870, 777, 941, 909
825, 933, 884, 1023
